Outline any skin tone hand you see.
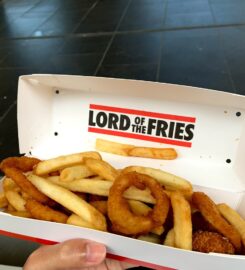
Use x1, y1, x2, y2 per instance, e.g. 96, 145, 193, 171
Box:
23, 239, 136, 270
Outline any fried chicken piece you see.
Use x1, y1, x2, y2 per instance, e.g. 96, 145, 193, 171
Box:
193, 231, 235, 254
192, 192, 241, 251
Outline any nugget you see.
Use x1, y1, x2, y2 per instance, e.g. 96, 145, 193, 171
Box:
193, 231, 235, 254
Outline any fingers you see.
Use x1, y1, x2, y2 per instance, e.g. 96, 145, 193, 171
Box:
23, 239, 106, 270
104, 259, 135, 270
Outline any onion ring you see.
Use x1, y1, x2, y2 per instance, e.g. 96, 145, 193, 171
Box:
0, 156, 40, 172
108, 172, 169, 235
192, 192, 241, 251
0, 157, 50, 204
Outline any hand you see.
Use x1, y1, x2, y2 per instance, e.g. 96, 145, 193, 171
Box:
23, 239, 135, 270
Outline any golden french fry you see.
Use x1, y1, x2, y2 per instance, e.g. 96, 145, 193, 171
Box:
34, 151, 102, 175
5, 190, 26, 212
164, 228, 175, 247
89, 175, 105, 180
128, 200, 151, 216
3, 177, 20, 192
48, 177, 155, 204
129, 200, 164, 235
123, 166, 193, 199
217, 203, 245, 247
48, 177, 112, 195
84, 158, 119, 182
60, 165, 95, 182
6, 211, 32, 218
67, 214, 98, 230
28, 174, 107, 231
96, 138, 134, 156
137, 234, 161, 244
124, 186, 155, 204
128, 147, 177, 160
0, 192, 8, 208
171, 191, 192, 250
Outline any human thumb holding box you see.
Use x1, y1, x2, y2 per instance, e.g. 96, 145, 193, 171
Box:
23, 239, 134, 270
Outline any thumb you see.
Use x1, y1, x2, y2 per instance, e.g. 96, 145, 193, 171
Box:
24, 239, 106, 270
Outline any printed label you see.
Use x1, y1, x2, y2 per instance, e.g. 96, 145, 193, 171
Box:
88, 104, 196, 147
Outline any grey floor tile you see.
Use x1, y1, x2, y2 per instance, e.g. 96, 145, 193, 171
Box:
97, 63, 158, 81
119, 0, 166, 31
159, 28, 235, 92
210, 0, 245, 25
103, 32, 162, 65
219, 26, 245, 95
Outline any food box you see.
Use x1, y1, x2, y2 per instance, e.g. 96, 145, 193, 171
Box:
0, 74, 245, 269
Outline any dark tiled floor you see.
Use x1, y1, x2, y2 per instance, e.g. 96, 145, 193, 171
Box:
1, 0, 245, 268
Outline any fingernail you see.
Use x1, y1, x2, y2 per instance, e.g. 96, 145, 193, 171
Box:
85, 243, 106, 263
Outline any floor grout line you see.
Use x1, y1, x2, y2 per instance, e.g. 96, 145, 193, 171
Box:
56, 0, 100, 54
0, 100, 17, 124
156, 0, 169, 82
70, 0, 100, 34
93, 0, 133, 76
208, 0, 237, 93
1, 21, 245, 42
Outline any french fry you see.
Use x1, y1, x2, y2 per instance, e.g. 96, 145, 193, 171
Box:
0, 192, 8, 208
6, 211, 32, 218
34, 151, 102, 175
217, 203, 245, 247
84, 158, 119, 182
3, 177, 20, 192
48, 177, 112, 195
171, 191, 192, 250
5, 190, 26, 212
122, 166, 193, 199
96, 138, 134, 156
129, 200, 164, 235
163, 228, 175, 247
48, 177, 155, 204
128, 147, 177, 160
137, 234, 161, 244
124, 186, 155, 204
67, 214, 98, 230
27, 174, 107, 231
60, 165, 95, 182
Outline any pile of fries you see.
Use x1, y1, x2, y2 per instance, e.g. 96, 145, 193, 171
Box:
0, 143, 244, 255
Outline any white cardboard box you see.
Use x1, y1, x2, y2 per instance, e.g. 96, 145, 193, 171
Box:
0, 75, 245, 269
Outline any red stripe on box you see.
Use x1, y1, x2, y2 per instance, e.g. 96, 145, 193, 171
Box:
107, 253, 176, 270
0, 230, 176, 270
0, 229, 57, 245
90, 104, 196, 123
88, 127, 192, 147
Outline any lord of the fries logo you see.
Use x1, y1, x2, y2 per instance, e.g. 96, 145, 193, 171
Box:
88, 104, 196, 147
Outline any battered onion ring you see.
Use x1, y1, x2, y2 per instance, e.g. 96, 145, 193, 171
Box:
108, 172, 169, 235
192, 192, 241, 251
0, 156, 40, 172
25, 199, 68, 223
0, 157, 50, 204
